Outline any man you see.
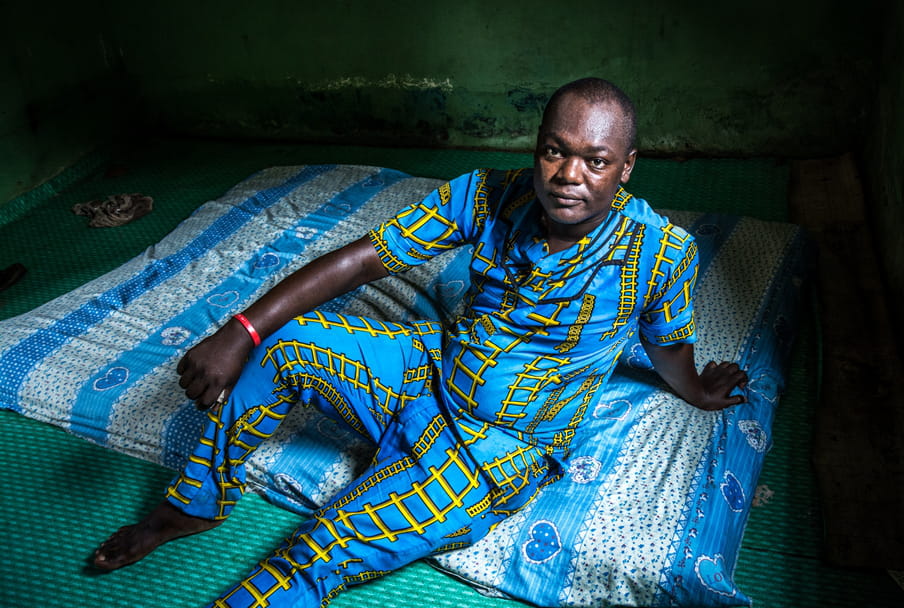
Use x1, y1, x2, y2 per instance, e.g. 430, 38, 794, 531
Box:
93, 78, 747, 607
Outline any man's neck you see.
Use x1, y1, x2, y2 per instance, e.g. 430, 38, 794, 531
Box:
542, 209, 611, 254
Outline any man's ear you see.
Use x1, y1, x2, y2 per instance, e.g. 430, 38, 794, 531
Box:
620, 149, 638, 184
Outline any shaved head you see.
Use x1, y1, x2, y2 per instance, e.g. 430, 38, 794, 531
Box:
541, 78, 637, 152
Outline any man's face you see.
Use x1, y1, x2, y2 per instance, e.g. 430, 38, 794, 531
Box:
533, 93, 637, 236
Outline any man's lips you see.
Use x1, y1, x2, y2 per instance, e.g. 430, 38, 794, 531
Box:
548, 192, 584, 205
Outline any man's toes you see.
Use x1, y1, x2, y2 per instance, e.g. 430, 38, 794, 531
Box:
92, 528, 134, 569
93, 544, 117, 568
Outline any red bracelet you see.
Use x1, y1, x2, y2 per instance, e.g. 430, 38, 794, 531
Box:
232, 313, 262, 346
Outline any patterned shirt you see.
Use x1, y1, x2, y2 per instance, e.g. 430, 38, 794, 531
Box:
369, 168, 698, 456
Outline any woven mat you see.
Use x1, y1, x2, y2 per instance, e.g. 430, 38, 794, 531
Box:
0, 409, 524, 608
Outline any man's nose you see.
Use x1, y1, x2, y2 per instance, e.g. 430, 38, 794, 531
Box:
554, 157, 582, 183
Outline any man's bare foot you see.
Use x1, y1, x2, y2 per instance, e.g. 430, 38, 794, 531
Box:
92, 500, 222, 571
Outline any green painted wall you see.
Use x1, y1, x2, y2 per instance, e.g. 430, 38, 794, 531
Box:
0, 2, 137, 206
104, 0, 874, 155
0, 0, 884, 207
862, 2, 904, 315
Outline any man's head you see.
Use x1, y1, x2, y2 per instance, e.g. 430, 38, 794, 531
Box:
540, 78, 637, 152
533, 78, 638, 243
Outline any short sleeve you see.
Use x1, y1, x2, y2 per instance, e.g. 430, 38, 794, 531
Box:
368, 170, 488, 274
638, 224, 699, 345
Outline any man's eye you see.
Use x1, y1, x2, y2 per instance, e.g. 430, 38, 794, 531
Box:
589, 158, 606, 168
544, 146, 562, 157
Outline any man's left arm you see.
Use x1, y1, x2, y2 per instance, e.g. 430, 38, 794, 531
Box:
642, 341, 747, 411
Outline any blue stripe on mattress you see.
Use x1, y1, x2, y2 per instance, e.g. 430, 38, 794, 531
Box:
0, 165, 336, 413
691, 213, 742, 273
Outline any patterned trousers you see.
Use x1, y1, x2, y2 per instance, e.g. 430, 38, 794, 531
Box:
164, 311, 551, 607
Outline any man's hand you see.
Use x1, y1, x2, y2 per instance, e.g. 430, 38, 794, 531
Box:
693, 360, 748, 411
176, 318, 255, 409
642, 341, 748, 411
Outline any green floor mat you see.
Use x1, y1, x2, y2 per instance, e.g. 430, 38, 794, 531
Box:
0, 410, 525, 608
1, 139, 901, 607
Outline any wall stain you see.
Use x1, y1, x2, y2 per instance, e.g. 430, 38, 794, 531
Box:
507, 88, 548, 114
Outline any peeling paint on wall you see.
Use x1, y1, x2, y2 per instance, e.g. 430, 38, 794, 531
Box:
314, 74, 455, 92
506, 87, 549, 114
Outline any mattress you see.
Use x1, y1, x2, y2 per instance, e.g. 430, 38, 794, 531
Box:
0, 163, 808, 606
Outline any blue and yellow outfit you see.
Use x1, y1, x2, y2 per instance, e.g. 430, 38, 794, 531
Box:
167, 168, 699, 607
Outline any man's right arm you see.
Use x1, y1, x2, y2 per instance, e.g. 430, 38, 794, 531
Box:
177, 236, 388, 408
